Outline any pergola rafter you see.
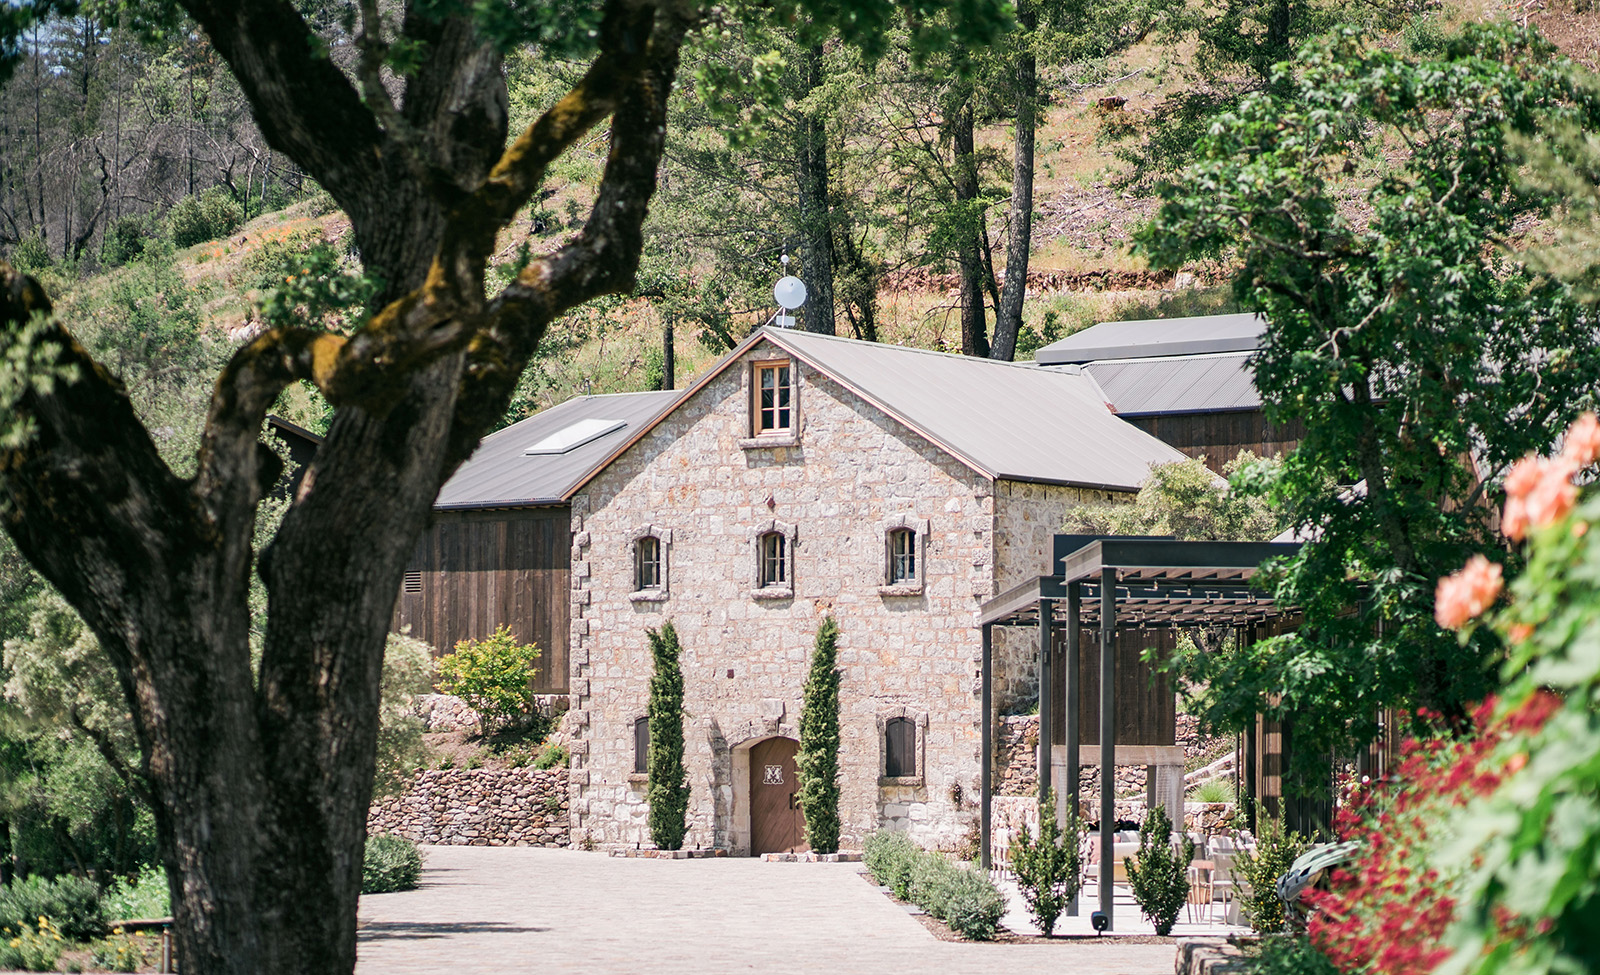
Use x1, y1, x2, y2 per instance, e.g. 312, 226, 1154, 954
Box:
977, 535, 1300, 931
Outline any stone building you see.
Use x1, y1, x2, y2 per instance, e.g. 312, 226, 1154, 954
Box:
563, 327, 1187, 854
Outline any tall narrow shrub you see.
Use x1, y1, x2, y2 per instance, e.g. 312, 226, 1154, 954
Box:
646, 621, 689, 850
1124, 804, 1195, 936
798, 616, 842, 853
1009, 787, 1082, 936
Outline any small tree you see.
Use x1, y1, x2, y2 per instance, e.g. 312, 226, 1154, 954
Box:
797, 616, 842, 853
1124, 804, 1194, 936
436, 626, 541, 730
646, 621, 689, 850
1009, 787, 1082, 936
1234, 817, 1313, 933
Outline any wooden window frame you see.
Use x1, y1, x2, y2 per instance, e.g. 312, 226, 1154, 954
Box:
877, 514, 929, 596
741, 358, 799, 448
750, 519, 797, 599
628, 526, 672, 603
877, 707, 928, 786
632, 715, 650, 779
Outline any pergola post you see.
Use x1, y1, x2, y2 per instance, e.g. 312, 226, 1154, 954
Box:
1065, 581, 1081, 916
1038, 597, 1053, 808
1099, 566, 1117, 929
981, 622, 993, 871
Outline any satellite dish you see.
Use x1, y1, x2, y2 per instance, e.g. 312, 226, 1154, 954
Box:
774, 276, 808, 310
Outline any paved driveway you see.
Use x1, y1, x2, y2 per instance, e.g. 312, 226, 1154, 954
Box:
357, 846, 1175, 975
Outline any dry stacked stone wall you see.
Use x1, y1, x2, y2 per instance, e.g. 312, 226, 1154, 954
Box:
369, 768, 570, 847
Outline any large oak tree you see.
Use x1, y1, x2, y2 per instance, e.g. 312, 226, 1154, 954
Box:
0, 0, 1004, 972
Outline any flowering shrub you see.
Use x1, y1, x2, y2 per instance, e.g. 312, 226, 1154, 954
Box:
92, 928, 149, 972
0, 917, 65, 972
437, 626, 541, 730
1302, 412, 1600, 975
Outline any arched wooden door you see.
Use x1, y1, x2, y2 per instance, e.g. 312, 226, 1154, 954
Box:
750, 737, 807, 856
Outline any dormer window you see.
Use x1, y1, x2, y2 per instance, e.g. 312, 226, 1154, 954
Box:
752, 360, 793, 435
629, 526, 671, 603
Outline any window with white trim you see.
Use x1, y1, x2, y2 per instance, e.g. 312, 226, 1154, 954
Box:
887, 529, 915, 584
759, 532, 787, 586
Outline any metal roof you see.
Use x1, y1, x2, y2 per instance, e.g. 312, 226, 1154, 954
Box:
1082, 351, 1260, 416
1034, 313, 1265, 365
434, 390, 681, 509
758, 329, 1191, 491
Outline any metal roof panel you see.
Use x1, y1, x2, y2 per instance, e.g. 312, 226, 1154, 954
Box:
1085, 352, 1261, 415
1035, 313, 1265, 365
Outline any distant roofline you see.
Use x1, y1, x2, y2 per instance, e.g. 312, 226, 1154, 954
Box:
267, 414, 325, 445
1035, 313, 1266, 365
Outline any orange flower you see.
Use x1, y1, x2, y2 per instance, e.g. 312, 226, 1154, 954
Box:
1507, 622, 1535, 644
1562, 412, 1600, 467
1503, 455, 1579, 539
1435, 554, 1504, 629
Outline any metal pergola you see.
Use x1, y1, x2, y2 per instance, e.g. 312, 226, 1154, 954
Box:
977, 536, 1300, 931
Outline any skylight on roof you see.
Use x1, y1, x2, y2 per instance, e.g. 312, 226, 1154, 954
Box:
524, 418, 628, 455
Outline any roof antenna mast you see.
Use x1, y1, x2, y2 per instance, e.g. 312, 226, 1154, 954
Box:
770, 252, 807, 328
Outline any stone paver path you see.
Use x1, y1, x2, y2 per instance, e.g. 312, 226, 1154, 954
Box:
357, 846, 1175, 975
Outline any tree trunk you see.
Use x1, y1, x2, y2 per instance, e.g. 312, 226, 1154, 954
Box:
663, 320, 675, 390
992, 4, 1037, 362
953, 97, 988, 358
796, 42, 835, 334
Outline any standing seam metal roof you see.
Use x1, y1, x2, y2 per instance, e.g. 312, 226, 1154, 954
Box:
570, 327, 1190, 497
1083, 352, 1262, 416
1034, 313, 1265, 365
433, 389, 682, 509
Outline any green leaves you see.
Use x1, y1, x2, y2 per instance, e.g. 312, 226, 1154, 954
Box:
1138, 24, 1600, 768
646, 621, 690, 851
1008, 787, 1081, 936
437, 625, 542, 730
798, 616, 842, 853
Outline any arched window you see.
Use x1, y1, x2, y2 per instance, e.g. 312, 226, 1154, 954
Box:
636, 535, 662, 590
759, 531, 787, 587
634, 716, 650, 774
884, 717, 916, 778
887, 528, 915, 584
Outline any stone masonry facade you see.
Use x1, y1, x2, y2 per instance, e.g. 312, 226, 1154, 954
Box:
368, 768, 569, 846
564, 337, 1133, 855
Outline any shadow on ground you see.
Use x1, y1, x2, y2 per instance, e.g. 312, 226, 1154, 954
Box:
358, 921, 550, 942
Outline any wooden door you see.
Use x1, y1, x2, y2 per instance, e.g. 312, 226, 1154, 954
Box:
750, 737, 807, 856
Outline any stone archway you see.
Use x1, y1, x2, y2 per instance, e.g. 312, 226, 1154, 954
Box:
725, 719, 800, 857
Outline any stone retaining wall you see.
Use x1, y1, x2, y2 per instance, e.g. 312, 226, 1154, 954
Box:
369, 768, 570, 847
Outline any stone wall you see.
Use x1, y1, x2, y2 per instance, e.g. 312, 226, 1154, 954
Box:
368, 768, 570, 846
989, 479, 1132, 713
569, 340, 997, 855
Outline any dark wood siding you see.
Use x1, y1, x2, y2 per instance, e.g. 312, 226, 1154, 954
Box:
1051, 626, 1176, 747
391, 506, 570, 695
1125, 411, 1305, 473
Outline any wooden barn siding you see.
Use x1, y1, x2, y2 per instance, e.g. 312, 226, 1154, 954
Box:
1050, 626, 1177, 747
392, 507, 570, 695
1125, 411, 1305, 472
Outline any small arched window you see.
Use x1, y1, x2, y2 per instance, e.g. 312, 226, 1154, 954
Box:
887, 528, 916, 584
759, 531, 787, 587
636, 535, 662, 590
634, 716, 650, 774
885, 717, 916, 778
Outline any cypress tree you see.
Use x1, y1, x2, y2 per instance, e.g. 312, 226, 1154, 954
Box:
646, 621, 689, 850
798, 616, 842, 853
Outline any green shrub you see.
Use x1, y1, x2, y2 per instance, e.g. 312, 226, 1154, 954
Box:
0, 917, 64, 971
1241, 933, 1340, 975
797, 617, 842, 853
863, 830, 918, 899
1010, 788, 1081, 936
362, 834, 423, 894
533, 742, 568, 769
861, 830, 1005, 940
0, 874, 106, 941
1234, 818, 1313, 933
9, 233, 51, 273
1189, 779, 1237, 803
101, 865, 170, 921
940, 866, 1007, 941
645, 621, 689, 850
437, 626, 541, 730
1124, 805, 1194, 936
168, 187, 245, 248
102, 214, 164, 266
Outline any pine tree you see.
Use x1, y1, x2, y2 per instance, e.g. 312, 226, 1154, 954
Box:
797, 616, 842, 853
646, 621, 689, 850
1008, 786, 1081, 936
